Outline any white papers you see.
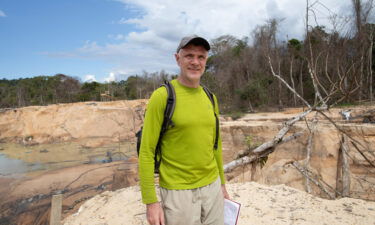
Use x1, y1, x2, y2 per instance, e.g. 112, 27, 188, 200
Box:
224, 199, 241, 225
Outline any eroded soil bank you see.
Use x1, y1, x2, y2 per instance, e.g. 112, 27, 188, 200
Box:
0, 100, 146, 224
0, 100, 374, 224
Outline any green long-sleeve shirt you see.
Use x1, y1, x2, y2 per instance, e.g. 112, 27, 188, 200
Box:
139, 79, 225, 204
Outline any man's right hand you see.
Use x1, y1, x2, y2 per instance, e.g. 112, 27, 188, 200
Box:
146, 202, 165, 225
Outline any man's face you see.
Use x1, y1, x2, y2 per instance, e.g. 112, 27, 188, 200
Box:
175, 44, 208, 83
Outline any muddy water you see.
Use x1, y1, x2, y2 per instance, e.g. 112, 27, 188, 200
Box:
0, 141, 136, 176
0, 154, 42, 176
0, 141, 139, 225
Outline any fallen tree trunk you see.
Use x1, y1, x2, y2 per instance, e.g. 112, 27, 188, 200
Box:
341, 135, 351, 197
224, 109, 312, 173
235, 132, 303, 160
253, 109, 312, 154
304, 118, 316, 193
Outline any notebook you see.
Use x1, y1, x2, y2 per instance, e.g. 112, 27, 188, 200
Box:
224, 199, 241, 225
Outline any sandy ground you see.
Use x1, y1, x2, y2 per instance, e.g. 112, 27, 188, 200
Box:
63, 182, 375, 225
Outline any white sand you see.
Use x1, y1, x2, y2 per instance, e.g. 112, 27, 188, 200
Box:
63, 182, 375, 225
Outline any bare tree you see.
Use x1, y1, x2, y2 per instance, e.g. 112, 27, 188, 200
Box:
223, 0, 375, 200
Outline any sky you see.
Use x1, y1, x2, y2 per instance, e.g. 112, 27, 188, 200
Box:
0, 0, 358, 83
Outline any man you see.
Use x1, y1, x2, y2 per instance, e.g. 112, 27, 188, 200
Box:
139, 35, 229, 225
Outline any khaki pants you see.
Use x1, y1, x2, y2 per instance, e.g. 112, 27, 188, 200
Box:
160, 177, 224, 225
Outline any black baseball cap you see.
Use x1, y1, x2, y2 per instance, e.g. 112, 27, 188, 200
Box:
176, 35, 210, 53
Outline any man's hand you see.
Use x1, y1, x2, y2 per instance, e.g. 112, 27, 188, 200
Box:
146, 202, 165, 225
221, 184, 230, 199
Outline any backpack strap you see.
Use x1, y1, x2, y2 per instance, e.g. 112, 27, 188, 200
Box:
154, 81, 176, 172
202, 86, 219, 150
161, 81, 176, 131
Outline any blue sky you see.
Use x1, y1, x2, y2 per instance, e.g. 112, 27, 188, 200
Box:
0, 0, 357, 83
0, 0, 139, 82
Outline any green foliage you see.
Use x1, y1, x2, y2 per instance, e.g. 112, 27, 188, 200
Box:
232, 38, 248, 56
244, 135, 261, 150
0, 75, 81, 107
257, 156, 268, 168
245, 135, 267, 168
309, 26, 329, 45
288, 38, 302, 51
80, 81, 101, 101
124, 76, 140, 99
0, 71, 173, 108
237, 75, 273, 107
335, 102, 360, 108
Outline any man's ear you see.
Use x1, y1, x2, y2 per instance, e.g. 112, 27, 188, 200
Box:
174, 53, 180, 65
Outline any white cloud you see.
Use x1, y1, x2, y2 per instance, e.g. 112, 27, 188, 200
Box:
84, 74, 97, 82
105, 69, 135, 81
50, 0, 354, 81
108, 34, 127, 40
104, 72, 116, 83
0, 10, 6, 17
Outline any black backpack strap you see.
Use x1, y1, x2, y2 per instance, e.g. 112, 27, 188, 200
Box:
154, 81, 176, 172
202, 86, 219, 150
161, 81, 176, 131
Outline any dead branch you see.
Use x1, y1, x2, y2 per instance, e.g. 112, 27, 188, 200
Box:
350, 141, 375, 168
304, 114, 318, 193
291, 161, 336, 199
254, 109, 312, 154
341, 135, 351, 197
268, 56, 311, 108
282, 132, 304, 143
235, 132, 304, 160
324, 53, 334, 85
313, 52, 330, 97
224, 155, 257, 173
307, 63, 326, 106
289, 57, 297, 106
224, 109, 312, 173
315, 109, 375, 169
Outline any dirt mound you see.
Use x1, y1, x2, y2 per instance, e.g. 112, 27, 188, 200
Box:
63, 182, 375, 225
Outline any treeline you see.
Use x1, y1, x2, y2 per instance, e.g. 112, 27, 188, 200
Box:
204, 0, 375, 112
202, 22, 375, 112
1, 1, 374, 113
0, 72, 174, 108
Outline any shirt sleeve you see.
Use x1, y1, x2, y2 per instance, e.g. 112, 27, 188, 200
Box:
213, 94, 226, 185
139, 87, 167, 204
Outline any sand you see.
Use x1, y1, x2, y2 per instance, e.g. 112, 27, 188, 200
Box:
63, 182, 375, 225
